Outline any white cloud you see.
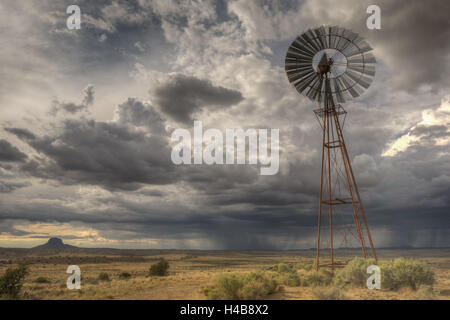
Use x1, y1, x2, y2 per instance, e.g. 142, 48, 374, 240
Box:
383, 96, 450, 156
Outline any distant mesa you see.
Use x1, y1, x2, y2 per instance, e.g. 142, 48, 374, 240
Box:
33, 237, 77, 249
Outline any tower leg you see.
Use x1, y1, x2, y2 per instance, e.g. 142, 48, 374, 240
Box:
315, 105, 377, 271
333, 110, 377, 261
326, 107, 334, 272
315, 108, 327, 271
332, 109, 367, 258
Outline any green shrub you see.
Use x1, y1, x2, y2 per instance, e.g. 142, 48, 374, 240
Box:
333, 257, 435, 291
298, 262, 314, 271
239, 272, 278, 299
271, 263, 292, 273
207, 274, 241, 300
334, 257, 376, 287
270, 262, 333, 287
98, 272, 110, 281
300, 269, 333, 287
34, 277, 50, 284
277, 271, 301, 286
271, 263, 301, 286
312, 287, 347, 300
409, 285, 437, 300
149, 258, 170, 276
381, 258, 434, 290
119, 272, 131, 279
206, 271, 279, 300
0, 264, 29, 298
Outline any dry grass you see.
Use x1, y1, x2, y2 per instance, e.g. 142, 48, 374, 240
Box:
0, 249, 449, 300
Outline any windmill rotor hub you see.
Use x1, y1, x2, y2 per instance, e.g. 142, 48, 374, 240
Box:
313, 49, 346, 78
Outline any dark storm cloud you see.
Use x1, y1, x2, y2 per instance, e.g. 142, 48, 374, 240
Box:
17, 98, 177, 191
410, 125, 450, 140
0, 181, 30, 193
199, 161, 318, 207
372, 0, 450, 91
0, 139, 27, 162
115, 98, 166, 135
4, 128, 36, 140
0, 195, 319, 249
50, 84, 95, 115
153, 74, 244, 123
50, 101, 88, 115
82, 84, 95, 106
27, 122, 174, 190
38, 0, 170, 75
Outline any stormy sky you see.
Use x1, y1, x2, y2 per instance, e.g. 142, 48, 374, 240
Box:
0, 0, 449, 249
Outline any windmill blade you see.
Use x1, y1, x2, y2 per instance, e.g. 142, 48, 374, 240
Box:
328, 77, 337, 102
351, 35, 365, 47
292, 40, 315, 57
336, 76, 352, 102
340, 73, 360, 98
347, 53, 376, 65
315, 26, 328, 50
285, 56, 313, 66
346, 64, 376, 77
346, 30, 359, 43
314, 76, 325, 103
286, 68, 311, 78
344, 69, 363, 85
352, 82, 365, 96
338, 29, 357, 52
334, 27, 346, 51
329, 26, 339, 49
287, 67, 315, 83
286, 65, 313, 78
303, 77, 319, 100
296, 37, 317, 56
327, 26, 332, 48
288, 41, 315, 60
332, 78, 345, 103
345, 41, 373, 58
305, 29, 323, 51
287, 70, 311, 83
285, 62, 313, 70
341, 36, 364, 56
358, 75, 374, 89
295, 73, 319, 94
306, 76, 323, 101
285, 54, 312, 64
286, 47, 313, 60
344, 71, 373, 89
285, 57, 312, 67
313, 27, 327, 50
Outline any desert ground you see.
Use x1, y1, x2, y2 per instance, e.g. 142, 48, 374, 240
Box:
0, 248, 449, 300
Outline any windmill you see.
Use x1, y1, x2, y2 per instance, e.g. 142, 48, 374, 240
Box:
285, 26, 377, 271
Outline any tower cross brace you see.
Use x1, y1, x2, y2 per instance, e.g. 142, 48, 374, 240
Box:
314, 75, 377, 271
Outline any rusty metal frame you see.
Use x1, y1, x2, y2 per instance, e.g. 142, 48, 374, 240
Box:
315, 79, 377, 271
